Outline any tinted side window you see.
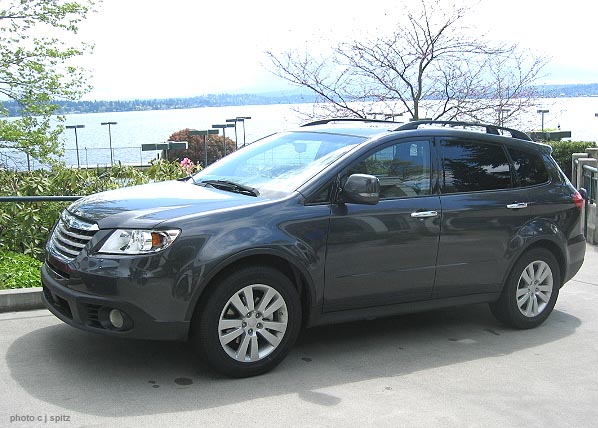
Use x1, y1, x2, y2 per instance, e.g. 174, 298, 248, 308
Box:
441, 140, 512, 193
508, 147, 549, 187
349, 140, 431, 198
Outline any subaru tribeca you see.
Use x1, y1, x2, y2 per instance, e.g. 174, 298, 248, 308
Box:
42, 120, 586, 377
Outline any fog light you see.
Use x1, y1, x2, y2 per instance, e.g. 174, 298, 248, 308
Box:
109, 309, 124, 329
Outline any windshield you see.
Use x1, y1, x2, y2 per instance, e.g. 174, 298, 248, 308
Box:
192, 131, 365, 197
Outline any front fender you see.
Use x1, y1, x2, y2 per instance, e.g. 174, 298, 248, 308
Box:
183, 245, 320, 322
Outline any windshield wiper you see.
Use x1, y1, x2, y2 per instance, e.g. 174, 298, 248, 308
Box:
198, 180, 260, 197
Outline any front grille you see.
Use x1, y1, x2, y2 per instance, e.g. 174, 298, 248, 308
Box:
50, 211, 98, 261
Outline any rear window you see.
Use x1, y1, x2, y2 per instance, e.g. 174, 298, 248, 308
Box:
441, 139, 512, 193
507, 147, 550, 187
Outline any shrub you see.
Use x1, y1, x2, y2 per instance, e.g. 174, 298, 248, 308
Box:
545, 141, 596, 179
0, 251, 42, 289
0, 160, 201, 260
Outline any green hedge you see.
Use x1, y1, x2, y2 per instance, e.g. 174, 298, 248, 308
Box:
0, 160, 200, 260
0, 251, 42, 289
545, 141, 596, 180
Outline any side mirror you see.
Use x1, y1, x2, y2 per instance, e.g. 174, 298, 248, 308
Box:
579, 188, 588, 201
341, 174, 380, 205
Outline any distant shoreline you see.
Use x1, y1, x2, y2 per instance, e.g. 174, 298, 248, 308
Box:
3, 83, 598, 117
3, 92, 315, 117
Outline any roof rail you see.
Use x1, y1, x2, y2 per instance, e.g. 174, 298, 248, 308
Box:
394, 120, 532, 142
301, 118, 404, 127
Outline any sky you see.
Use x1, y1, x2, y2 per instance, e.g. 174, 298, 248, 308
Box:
73, 0, 597, 101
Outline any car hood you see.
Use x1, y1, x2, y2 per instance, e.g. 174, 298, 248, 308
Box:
67, 180, 266, 229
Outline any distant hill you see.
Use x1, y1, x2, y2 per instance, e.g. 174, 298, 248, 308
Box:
2, 90, 316, 117
541, 83, 598, 98
2, 84, 597, 117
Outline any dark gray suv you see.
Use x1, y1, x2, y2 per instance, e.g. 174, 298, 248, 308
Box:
42, 120, 586, 377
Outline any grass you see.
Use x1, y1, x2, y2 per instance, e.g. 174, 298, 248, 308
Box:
0, 251, 42, 290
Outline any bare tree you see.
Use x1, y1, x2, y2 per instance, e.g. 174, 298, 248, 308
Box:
462, 50, 547, 127
266, 0, 545, 126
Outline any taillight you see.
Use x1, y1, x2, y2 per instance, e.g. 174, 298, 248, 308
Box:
573, 191, 584, 209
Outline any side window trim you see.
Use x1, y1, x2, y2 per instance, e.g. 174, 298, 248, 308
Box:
504, 145, 523, 188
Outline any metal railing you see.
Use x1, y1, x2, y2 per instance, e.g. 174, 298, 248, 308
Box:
0, 146, 158, 172
62, 146, 149, 168
0, 196, 81, 203
1, 143, 228, 172
573, 155, 598, 244
582, 164, 597, 204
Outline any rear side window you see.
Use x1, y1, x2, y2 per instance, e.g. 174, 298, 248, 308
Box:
441, 139, 512, 193
507, 147, 549, 187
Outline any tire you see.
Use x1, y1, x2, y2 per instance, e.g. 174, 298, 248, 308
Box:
490, 248, 561, 329
191, 266, 302, 378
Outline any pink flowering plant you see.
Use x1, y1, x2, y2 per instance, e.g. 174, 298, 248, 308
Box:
179, 157, 197, 175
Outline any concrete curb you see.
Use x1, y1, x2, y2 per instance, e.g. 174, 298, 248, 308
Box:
0, 287, 45, 313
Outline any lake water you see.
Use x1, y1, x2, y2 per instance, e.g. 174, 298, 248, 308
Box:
3, 98, 598, 170
3, 103, 316, 170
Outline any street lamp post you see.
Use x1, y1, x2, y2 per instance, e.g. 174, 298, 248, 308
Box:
225, 119, 239, 149
224, 117, 252, 149
237, 116, 251, 147
65, 124, 85, 168
101, 121, 117, 165
189, 129, 219, 167
537, 109, 549, 132
211, 123, 235, 157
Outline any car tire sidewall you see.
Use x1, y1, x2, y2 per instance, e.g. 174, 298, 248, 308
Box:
193, 266, 302, 378
493, 248, 561, 329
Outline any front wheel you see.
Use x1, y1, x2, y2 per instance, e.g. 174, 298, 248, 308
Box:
192, 266, 302, 377
490, 248, 561, 329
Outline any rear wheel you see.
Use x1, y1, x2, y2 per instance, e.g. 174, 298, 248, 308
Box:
491, 248, 560, 329
192, 266, 301, 377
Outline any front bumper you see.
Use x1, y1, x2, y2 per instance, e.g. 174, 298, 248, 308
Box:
41, 262, 190, 341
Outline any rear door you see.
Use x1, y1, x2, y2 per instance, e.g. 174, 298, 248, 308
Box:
433, 138, 534, 298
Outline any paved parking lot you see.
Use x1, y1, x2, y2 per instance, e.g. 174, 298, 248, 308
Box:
1, 244, 597, 428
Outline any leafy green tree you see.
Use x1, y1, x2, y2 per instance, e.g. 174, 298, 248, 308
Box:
0, 0, 95, 164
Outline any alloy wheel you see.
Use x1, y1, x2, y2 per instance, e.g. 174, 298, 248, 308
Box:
516, 260, 554, 318
218, 284, 288, 362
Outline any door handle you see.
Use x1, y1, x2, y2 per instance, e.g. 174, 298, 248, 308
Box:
410, 210, 439, 218
506, 202, 528, 209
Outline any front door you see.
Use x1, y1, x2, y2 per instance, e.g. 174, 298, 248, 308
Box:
323, 139, 441, 312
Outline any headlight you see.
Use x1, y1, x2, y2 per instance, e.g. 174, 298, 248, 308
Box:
98, 229, 180, 255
